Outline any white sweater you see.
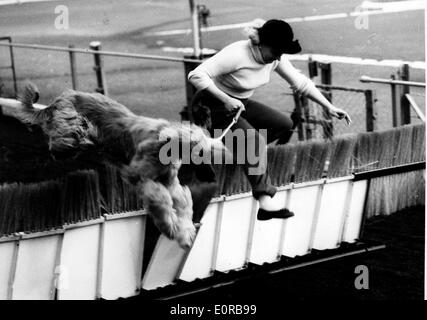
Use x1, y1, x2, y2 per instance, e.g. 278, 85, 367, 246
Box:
188, 40, 315, 99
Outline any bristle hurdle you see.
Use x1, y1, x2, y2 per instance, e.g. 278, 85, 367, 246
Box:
392, 125, 413, 166
97, 165, 144, 213
0, 170, 103, 236
59, 170, 101, 223
293, 139, 330, 183
326, 133, 357, 178
411, 124, 425, 163
0, 183, 19, 235
1, 124, 424, 236
353, 131, 381, 172
267, 144, 297, 186
359, 125, 425, 218
216, 164, 251, 196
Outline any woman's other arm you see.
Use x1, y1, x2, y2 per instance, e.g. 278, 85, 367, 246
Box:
188, 44, 245, 111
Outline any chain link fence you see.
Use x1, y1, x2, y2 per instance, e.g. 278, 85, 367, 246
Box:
293, 85, 375, 140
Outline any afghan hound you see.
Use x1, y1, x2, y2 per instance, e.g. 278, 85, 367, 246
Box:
0, 84, 226, 248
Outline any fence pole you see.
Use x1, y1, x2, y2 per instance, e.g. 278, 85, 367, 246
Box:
183, 58, 202, 107
292, 92, 305, 141
89, 41, 108, 96
390, 74, 398, 127
8, 38, 18, 98
189, 0, 202, 59
319, 62, 333, 138
183, 52, 215, 106
398, 63, 410, 125
0, 37, 19, 98
364, 89, 377, 132
302, 95, 312, 140
68, 45, 78, 90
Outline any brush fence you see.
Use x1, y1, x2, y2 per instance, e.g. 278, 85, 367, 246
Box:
0, 174, 370, 300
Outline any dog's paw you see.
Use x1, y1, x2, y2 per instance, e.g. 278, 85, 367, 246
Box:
154, 214, 179, 240
176, 222, 196, 250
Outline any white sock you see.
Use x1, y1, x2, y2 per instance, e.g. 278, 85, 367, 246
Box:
258, 195, 283, 211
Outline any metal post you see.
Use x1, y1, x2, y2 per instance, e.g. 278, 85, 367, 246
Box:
68, 45, 78, 90
189, 0, 201, 59
183, 51, 214, 106
0, 37, 18, 97
364, 89, 377, 132
319, 62, 333, 138
319, 63, 331, 85
302, 96, 312, 140
183, 58, 202, 107
292, 92, 305, 141
390, 74, 398, 127
89, 41, 108, 96
8, 38, 18, 98
399, 63, 411, 125
308, 57, 318, 79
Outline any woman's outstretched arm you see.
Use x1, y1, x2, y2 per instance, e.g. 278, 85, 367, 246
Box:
275, 57, 352, 124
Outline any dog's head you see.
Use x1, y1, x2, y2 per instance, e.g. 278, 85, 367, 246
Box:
179, 103, 212, 131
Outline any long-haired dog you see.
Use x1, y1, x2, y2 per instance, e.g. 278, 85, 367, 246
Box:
0, 84, 226, 248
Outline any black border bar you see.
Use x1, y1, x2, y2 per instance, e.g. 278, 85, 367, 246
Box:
353, 161, 425, 181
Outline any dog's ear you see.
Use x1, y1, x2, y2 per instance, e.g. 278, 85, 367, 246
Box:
179, 106, 190, 122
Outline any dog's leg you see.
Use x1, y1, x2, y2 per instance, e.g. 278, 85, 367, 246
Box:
139, 179, 181, 241
167, 176, 196, 249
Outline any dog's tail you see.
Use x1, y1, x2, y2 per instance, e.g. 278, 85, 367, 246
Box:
0, 83, 47, 121
18, 82, 40, 109
0, 83, 97, 156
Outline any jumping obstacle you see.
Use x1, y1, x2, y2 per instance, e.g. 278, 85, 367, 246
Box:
0, 123, 425, 300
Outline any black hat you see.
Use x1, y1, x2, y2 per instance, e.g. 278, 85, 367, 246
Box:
258, 19, 301, 54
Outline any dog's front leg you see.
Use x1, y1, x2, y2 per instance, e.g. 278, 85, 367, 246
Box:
138, 179, 180, 241
167, 176, 196, 249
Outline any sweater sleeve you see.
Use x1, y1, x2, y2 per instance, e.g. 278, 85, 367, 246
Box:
188, 43, 242, 91
274, 57, 316, 96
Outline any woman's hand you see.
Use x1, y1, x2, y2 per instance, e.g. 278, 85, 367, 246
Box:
224, 97, 245, 114
327, 106, 352, 125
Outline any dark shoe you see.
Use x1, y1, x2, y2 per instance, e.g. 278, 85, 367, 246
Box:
257, 208, 295, 221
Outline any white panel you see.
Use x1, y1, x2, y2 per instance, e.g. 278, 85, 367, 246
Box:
141, 235, 186, 291
249, 190, 287, 265
178, 203, 219, 282
312, 181, 350, 250
13, 236, 60, 300
100, 216, 146, 300
281, 186, 319, 257
0, 242, 15, 299
343, 180, 368, 243
216, 197, 253, 272
57, 225, 100, 300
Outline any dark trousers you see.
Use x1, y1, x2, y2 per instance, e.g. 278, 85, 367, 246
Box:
199, 91, 294, 199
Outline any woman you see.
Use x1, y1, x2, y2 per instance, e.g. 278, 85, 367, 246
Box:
188, 19, 351, 221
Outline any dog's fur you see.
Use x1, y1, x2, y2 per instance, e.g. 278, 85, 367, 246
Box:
0, 84, 225, 248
